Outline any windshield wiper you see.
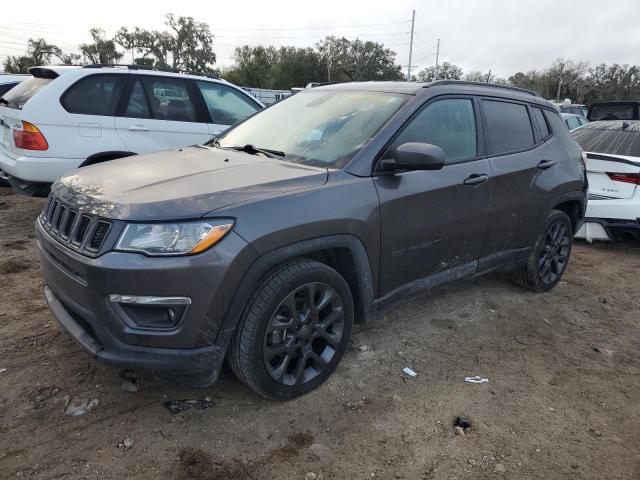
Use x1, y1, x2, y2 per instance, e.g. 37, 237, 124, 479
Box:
225, 144, 285, 159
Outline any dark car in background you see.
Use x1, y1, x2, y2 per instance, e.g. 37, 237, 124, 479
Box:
37, 80, 587, 399
588, 101, 640, 121
560, 103, 588, 117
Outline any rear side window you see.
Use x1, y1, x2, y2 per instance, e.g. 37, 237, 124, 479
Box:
61, 74, 125, 116
140, 76, 197, 122
390, 98, 477, 162
532, 107, 550, 138
1, 77, 52, 109
589, 104, 634, 121
0, 82, 20, 97
482, 100, 534, 155
196, 81, 261, 125
123, 79, 150, 118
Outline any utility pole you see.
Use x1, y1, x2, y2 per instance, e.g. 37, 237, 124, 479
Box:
407, 10, 415, 81
327, 55, 331, 82
434, 38, 440, 80
486, 68, 492, 83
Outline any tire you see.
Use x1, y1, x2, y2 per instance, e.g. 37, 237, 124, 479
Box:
512, 209, 573, 292
227, 259, 354, 400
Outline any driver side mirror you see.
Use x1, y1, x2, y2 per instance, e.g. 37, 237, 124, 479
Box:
379, 142, 446, 172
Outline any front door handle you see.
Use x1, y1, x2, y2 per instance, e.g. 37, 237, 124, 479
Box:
463, 174, 489, 186
128, 125, 149, 132
537, 159, 556, 169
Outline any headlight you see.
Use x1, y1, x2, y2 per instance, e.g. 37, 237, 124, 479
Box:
115, 220, 234, 256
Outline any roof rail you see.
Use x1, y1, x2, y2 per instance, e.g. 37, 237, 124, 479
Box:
82, 64, 219, 80
425, 80, 541, 97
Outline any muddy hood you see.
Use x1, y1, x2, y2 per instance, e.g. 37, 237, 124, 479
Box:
52, 146, 328, 220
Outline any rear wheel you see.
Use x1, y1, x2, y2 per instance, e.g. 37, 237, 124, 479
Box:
227, 259, 354, 400
512, 210, 573, 292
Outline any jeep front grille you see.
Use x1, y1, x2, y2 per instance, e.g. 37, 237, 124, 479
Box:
40, 193, 113, 255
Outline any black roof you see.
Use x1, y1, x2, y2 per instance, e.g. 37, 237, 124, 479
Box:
314, 80, 546, 103
572, 120, 640, 157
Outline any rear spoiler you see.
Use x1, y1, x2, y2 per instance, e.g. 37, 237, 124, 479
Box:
586, 152, 640, 167
28, 67, 59, 79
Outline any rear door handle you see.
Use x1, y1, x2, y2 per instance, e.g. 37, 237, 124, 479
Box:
463, 174, 489, 186
537, 159, 556, 169
128, 125, 149, 132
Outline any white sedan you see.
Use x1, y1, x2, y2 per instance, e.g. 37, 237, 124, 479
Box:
572, 120, 640, 242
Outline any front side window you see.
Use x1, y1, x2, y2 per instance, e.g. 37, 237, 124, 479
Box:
388, 98, 477, 163
197, 81, 261, 126
61, 74, 125, 116
482, 100, 534, 155
123, 79, 150, 118
140, 77, 197, 122
217, 90, 407, 168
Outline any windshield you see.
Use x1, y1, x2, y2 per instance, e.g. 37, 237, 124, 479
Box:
0, 77, 52, 109
215, 90, 407, 168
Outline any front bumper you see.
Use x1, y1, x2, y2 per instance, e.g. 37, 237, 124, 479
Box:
37, 219, 257, 373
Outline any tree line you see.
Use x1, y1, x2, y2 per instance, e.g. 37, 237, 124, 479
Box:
3, 14, 639, 104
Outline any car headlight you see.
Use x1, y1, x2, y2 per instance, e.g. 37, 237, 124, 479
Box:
115, 220, 234, 256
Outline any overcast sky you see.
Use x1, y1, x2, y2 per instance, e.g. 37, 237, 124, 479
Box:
1, 0, 639, 78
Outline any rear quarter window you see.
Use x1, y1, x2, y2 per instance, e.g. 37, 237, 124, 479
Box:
532, 107, 550, 138
0, 77, 52, 109
61, 74, 125, 116
482, 99, 535, 155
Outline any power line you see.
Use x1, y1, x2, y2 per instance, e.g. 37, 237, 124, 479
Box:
210, 19, 411, 31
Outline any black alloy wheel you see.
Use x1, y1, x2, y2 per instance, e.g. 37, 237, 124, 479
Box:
263, 282, 345, 386
538, 221, 571, 285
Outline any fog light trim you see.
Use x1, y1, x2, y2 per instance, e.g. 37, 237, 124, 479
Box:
109, 295, 191, 305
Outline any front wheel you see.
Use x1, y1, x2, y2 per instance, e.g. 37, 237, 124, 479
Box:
227, 259, 354, 400
512, 210, 573, 292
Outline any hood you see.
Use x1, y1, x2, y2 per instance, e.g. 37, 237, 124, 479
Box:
52, 146, 328, 220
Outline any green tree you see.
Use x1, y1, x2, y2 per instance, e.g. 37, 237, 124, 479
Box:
416, 62, 463, 82
115, 14, 216, 73
316, 36, 404, 82
3, 38, 79, 73
79, 28, 123, 64
223, 45, 326, 89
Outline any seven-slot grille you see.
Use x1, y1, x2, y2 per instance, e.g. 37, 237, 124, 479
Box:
40, 194, 112, 254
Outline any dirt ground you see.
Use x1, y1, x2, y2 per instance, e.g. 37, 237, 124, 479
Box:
0, 185, 639, 480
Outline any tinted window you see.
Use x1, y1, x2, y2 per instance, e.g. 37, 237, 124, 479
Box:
578, 116, 588, 125
532, 107, 550, 138
482, 100, 534, 155
544, 110, 570, 135
391, 98, 477, 162
589, 104, 634, 121
123, 79, 150, 118
141, 76, 197, 122
1, 77, 52, 109
197, 81, 260, 125
0, 82, 19, 97
62, 75, 125, 116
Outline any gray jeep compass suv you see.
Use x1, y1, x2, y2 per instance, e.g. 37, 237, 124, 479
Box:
37, 81, 587, 400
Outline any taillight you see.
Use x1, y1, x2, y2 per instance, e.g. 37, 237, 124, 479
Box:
13, 121, 48, 150
607, 172, 640, 185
